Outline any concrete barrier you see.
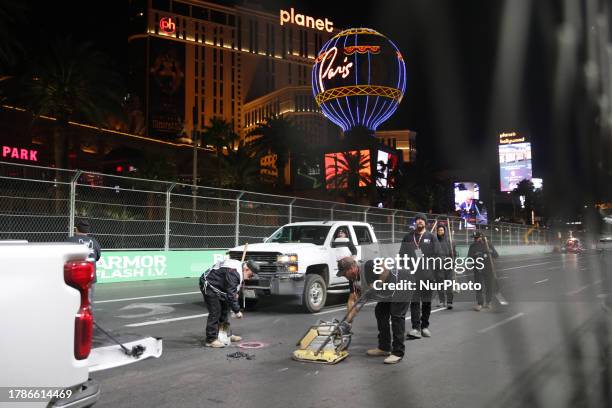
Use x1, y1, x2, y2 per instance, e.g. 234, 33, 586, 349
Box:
96, 245, 553, 284
455, 245, 554, 257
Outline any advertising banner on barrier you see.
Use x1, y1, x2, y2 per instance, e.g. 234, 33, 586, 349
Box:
96, 250, 227, 284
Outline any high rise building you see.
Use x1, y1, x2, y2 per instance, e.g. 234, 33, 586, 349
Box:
128, 0, 338, 142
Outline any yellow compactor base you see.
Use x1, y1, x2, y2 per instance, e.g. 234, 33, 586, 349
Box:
292, 349, 349, 364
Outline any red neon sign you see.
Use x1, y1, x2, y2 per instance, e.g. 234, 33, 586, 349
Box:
159, 17, 176, 34
2, 145, 38, 162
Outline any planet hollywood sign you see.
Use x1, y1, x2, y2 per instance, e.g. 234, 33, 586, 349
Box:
279, 8, 334, 33
159, 17, 176, 34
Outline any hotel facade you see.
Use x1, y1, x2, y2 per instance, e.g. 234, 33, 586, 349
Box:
128, 0, 340, 144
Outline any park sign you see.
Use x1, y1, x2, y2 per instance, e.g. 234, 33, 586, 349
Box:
96, 250, 226, 283
2, 145, 39, 162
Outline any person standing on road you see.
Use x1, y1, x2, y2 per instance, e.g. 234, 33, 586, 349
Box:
366, 259, 409, 365
435, 225, 456, 309
400, 213, 441, 339
67, 220, 101, 313
199, 259, 259, 348
468, 232, 499, 311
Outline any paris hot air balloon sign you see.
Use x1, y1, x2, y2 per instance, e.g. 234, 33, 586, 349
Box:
312, 28, 406, 133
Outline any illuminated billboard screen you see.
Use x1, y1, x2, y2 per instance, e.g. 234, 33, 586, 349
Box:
499, 142, 533, 191
324, 150, 371, 190
454, 182, 487, 227
376, 150, 398, 188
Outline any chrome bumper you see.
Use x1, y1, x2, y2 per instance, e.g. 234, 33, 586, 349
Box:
244, 273, 305, 296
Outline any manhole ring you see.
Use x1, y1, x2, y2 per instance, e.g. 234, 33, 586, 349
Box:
238, 341, 267, 349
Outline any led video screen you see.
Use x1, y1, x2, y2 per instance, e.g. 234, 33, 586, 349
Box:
454, 182, 487, 226
499, 142, 533, 191
324, 150, 371, 189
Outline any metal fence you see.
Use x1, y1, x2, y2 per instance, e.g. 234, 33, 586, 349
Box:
0, 161, 552, 250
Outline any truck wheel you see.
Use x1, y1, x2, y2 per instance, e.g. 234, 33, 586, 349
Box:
244, 298, 258, 310
302, 274, 327, 313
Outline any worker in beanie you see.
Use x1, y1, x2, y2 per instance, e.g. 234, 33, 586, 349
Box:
435, 224, 456, 309
401, 213, 441, 340
199, 259, 259, 347
468, 232, 499, 311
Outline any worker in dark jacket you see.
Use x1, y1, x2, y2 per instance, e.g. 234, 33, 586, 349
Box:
467, 232, 499, 311
399, 213, 441, 340
435, 225, 456, 309
199, 259, 259, 347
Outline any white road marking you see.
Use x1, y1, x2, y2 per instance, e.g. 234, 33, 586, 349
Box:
567, 285, 590, 296
125, 313, 209, 327
117, 302, 183, 319
405, 307, 446, 320
497, 262, 554, 271
534, 279, 549, 284
478, 312, 525, 334
96, 291, 201, 304
314, 302, 375, 315
124, 302, 376, 327
566, 280, 602, 296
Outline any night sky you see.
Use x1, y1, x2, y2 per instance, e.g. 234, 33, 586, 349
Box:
19, 1, 605, 214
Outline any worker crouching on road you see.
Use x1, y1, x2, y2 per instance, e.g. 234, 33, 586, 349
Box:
337, 257, 361, 323
199, 259, 260, 348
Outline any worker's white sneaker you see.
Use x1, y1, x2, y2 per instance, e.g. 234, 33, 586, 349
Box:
366, 348, 391, 357
230, 335, 242, 342
383, 354, 403, 364
205, 339, 226, 348
421, 328, 432, 337
408, 328, 421, 339
473, 304, 482, 311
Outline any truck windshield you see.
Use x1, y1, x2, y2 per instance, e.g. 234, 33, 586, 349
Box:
267, 225, 332, 245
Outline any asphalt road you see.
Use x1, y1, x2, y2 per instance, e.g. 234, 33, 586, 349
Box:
91, 251, 612, 408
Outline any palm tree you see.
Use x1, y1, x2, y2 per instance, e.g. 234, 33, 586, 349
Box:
325, 151, 372, 202
14, 37, 124, 171
201, 117, 238, 187
219, 140, 271, 190
248, 116, 303, 189
512, 179, 537, 223
0, 0, 26, 101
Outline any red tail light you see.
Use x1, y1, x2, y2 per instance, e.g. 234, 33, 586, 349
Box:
64, 261, 95, 360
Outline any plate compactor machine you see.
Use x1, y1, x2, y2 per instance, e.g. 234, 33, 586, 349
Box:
292, 287, 373, 364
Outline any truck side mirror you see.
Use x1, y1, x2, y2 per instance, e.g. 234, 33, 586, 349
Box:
331, 237, 349, 248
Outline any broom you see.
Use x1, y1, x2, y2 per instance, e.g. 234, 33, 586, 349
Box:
241, 243, 248, 309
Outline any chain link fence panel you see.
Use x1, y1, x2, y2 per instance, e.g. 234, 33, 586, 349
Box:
0, 161, 552, 249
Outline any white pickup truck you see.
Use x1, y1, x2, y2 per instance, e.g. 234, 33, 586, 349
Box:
228, 221, 378, 312
0, 242, 100, 408
0, 241, 162, 408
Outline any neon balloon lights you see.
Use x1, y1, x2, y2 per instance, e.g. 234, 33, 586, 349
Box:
312, 28, 406, 133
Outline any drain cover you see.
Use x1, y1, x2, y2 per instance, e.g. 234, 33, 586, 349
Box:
238, 341, 266, 349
